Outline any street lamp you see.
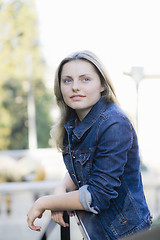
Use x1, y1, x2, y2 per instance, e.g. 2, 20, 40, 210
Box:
124, 67, 144, 132
26, 55, 37, 150
131, 67, 144, 88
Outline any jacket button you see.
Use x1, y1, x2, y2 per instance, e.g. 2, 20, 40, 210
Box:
72, 155, 75, 159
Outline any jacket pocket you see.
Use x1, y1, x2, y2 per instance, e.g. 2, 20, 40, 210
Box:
74, 150, 94, 185
77, 152, 91, 165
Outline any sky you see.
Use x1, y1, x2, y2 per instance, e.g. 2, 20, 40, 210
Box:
35, 0, 160, 74
34, 0, 160, 173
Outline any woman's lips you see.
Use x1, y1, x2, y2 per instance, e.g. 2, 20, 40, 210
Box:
71, 95, 85, 100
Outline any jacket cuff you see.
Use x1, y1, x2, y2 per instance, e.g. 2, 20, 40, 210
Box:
79, 185, 99, 214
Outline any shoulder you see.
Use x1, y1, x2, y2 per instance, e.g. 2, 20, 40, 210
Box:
102, 102, 126, 117
95, 103, 134, 147
98, 102, 133, 131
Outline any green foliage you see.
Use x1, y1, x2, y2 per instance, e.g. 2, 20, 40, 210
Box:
0, 0, 53, 150
2, 77, 28, 149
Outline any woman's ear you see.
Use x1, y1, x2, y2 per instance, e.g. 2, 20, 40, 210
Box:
100, 84, 106, 93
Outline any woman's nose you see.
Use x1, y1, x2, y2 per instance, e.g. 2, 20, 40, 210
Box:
72, 80, 80, 91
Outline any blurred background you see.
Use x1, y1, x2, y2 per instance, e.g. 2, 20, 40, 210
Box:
0, 0, 160, 239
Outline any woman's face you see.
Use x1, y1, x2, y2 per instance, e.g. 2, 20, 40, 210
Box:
60, 60, 104, 120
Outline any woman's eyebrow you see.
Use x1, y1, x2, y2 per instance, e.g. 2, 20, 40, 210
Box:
79, 73, 92, 77
61, 73, 92, 78
61, 75, 72, 78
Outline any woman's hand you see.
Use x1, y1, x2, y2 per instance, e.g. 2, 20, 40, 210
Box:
51, 211, 69, 227
27, 198, 45, 231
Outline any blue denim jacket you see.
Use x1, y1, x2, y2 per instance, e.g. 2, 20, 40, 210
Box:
63, 97, 152, 239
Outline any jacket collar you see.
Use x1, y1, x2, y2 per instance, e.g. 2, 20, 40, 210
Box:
65, 97, 108, 140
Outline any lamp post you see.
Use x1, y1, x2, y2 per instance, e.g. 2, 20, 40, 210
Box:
26, 55, 37, 150
124, 67, 144, 133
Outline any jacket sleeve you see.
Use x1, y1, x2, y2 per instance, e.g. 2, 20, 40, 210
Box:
79, 116, 134, 213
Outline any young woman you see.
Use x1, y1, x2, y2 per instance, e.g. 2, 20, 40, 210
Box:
27, 51, 152, 239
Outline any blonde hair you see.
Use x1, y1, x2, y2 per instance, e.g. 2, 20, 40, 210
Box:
51, 50, 118, 152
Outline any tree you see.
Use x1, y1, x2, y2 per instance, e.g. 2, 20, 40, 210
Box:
0, 0, 53, 150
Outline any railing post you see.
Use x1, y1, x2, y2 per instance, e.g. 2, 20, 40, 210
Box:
61, 211, 70, 240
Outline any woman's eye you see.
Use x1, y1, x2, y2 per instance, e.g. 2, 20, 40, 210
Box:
63, 79, 71, 83
83, 78, 89, 82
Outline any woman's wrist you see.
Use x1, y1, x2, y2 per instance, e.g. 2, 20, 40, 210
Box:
36, 194, 62, 212
35, 196, 47, 212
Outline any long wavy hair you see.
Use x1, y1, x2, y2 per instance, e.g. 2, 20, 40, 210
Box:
51, 50, 118, 152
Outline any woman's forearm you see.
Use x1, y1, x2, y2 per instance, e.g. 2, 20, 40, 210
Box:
36, 190, 84, 212
27, 190, 84, 230
27, 173, 81, 231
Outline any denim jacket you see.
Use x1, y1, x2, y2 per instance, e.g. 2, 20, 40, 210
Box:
63, 97, 152, 239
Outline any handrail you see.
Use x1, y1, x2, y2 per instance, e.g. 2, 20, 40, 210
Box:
61, 211, 70, 240
40, 210, 160, 240
0, 180, 60, 194
40, 212, 70, 240
40, 210, 107, 240
0, 181, 71, 240
41, 210, 108, 240
1, 178, 160, 239
74, 211, 107, 240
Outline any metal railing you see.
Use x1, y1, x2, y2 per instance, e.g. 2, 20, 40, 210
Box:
41, 210, 160, 240
41, 211, 70, 240
1, 176, 160, 240
0, 181, 78, 240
